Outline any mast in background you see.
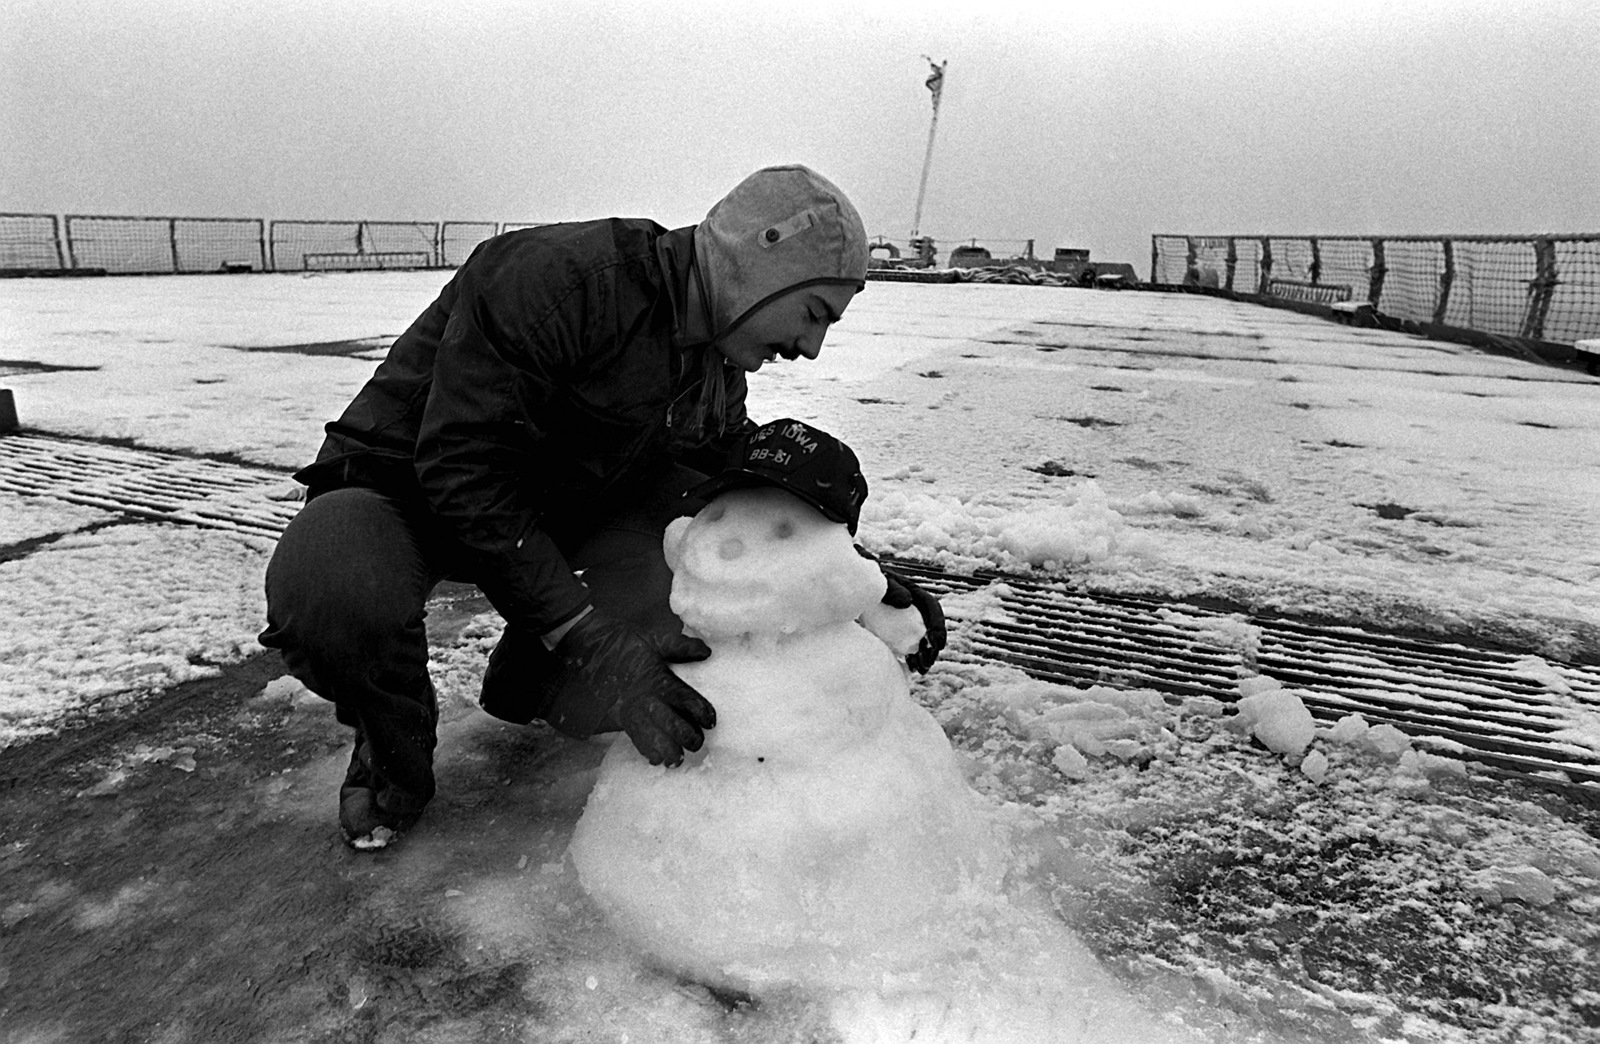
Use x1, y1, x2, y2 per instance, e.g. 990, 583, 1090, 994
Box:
910, 57, 947, 266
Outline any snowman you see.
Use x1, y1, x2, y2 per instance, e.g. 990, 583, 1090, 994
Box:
568, 421, 1201, 1043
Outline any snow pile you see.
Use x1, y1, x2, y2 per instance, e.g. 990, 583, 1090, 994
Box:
928, 587, 1478, 806
986, 676, 1170, 778
1228, 677, 1469, 786
860, 481, 1151, 574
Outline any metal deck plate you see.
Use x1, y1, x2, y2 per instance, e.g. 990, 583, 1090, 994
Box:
886, 559, 1600, 798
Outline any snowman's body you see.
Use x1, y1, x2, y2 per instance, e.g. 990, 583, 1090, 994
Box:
569, 486, 1001, 990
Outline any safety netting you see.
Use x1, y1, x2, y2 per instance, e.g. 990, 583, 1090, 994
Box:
63, 216, 265, 274
0, 213, 64, 271
268, 220, 440, 272
440, 222, 499, 267
1153, 233, 1600, 347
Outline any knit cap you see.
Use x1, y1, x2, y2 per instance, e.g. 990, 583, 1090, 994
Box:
694, 165, 868, 344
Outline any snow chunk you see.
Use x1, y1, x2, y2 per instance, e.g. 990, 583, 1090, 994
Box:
258, 674, 310, 705
1362, 723, 1412, 758
1035, 702, 1138, 758
78, 768, 129, 798
1002, 684, 1168, 759
1468, 865, 1557, 907
1324, 713, 1370, 745
1111, 490, 1205, 518
1396, 748, 1468, 780
1300, 749, 1329, 784
1179, 695, 1227, 718
1236, 675, 1281, 698
1234, 688, 1316, 757
1051, 743, 1089, 779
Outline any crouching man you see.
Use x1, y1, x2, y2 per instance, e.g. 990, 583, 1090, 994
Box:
260, 166, 942, 850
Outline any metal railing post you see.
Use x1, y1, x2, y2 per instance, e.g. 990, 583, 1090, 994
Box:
1434, 239, 1454, 325
1521, 238, 1558, 341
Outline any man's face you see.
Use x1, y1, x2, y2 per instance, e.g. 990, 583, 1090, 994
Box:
713, 284, 857, 373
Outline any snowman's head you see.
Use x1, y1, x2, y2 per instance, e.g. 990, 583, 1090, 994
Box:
664, 485, 886, 641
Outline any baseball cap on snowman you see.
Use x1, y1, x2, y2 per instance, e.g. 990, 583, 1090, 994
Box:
694, 165, 869, 345
688, 419, 868, 534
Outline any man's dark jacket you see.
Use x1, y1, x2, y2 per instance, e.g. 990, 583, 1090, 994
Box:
295, 218, 750, 635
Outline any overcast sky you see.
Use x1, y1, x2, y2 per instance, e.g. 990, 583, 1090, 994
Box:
3, 0, 1596, 268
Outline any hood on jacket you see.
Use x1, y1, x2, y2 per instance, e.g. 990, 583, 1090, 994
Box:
693, 165, 868, 345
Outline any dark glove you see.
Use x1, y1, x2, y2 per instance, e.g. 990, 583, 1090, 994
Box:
542, 612, 716, 766
881, 568, 947, 675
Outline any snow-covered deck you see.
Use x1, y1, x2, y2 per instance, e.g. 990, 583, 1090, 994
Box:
3, 273, 1596, 752
4, 273, 1600, 1041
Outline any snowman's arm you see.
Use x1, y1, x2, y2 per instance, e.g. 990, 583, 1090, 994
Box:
854, 548, 948, 674
859, 599, 929, 661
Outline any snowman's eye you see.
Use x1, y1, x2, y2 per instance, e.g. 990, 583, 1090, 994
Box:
772, 519, 795, 539
718, 537, 746, 560
705, 504, 726, 522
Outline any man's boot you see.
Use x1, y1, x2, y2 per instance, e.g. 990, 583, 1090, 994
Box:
337, 682, 438, 850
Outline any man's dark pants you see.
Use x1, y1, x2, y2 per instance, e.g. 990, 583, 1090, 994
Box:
258, 468, 704, 820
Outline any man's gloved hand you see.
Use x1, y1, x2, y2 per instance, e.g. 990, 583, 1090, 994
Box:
543, 612, 716, 766
880, 568, 947, 675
